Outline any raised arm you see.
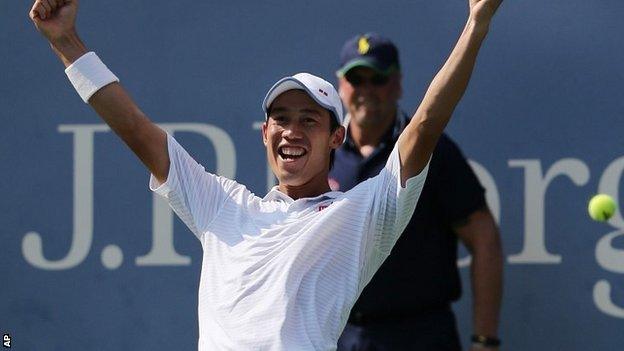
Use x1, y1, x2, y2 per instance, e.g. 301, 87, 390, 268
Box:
29, 0, 169, 182
398, 0, 502, 184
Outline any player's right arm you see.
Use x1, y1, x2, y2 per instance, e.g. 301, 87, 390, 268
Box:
29, 0, 169, 183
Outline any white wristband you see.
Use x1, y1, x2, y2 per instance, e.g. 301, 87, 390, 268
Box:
65, 52, 119, 103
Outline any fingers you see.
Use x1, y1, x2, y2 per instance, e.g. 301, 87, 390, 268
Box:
48, 0, 67, 10
40, 0, 52, 19
30, 1, 48, 20
40, 0, 51, 14
29, 1, 42, 20
29, 0, 65, 20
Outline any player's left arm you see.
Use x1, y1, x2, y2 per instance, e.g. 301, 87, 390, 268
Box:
455, 207, 503, 350
397, 0, 502, 185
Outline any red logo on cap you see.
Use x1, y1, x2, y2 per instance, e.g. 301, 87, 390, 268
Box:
318, 89, 328, 96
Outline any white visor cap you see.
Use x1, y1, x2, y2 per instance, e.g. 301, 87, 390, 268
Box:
262, 72, 345, 128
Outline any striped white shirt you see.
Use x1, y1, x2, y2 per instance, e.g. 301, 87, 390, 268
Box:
150, 134, 429, 351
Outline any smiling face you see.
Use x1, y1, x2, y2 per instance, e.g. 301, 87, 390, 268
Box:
262, 90, 344, 193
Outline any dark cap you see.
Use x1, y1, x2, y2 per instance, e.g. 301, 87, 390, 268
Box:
337, 33, 400, 77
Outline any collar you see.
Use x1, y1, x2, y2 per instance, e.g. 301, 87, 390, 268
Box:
262, 186, 342, 204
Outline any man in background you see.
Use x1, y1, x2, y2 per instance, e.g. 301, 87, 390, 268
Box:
332, 34, 504, 351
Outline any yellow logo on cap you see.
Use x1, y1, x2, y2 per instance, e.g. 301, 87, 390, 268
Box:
358, 37, 370, 55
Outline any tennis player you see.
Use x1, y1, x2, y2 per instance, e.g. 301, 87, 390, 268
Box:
30, 0, 502, 349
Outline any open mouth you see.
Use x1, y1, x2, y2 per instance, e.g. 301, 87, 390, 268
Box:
278, 146, 307, 161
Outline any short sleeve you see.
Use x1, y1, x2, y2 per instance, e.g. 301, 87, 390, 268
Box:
149, 134, 241, 240
359, 143, 429, 285
434, 135, 485, 226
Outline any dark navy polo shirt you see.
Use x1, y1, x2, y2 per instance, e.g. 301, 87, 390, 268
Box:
329, 113, 486, 315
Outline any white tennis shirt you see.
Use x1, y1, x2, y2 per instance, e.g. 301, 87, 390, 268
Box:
150, 134, 429, 350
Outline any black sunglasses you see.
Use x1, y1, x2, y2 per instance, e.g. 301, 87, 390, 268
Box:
344, 71, 390, 87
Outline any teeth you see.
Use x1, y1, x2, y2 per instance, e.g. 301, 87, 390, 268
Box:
281, 147, 305, 156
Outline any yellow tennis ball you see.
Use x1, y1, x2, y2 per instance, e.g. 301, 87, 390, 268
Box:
588, 194, 617, 222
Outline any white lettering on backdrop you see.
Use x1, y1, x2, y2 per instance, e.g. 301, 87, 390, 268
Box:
20, 122, 624, 318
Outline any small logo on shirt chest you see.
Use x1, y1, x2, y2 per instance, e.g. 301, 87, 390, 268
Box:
318, 203, 332, 212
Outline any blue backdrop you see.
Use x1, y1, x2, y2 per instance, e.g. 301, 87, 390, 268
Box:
2, 0, 624, 349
